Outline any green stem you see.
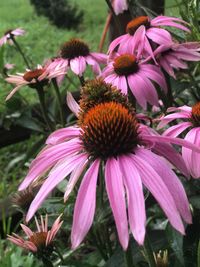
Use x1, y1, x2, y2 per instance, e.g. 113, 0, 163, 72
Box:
124, 243, 135, 267
11, 37, 31, 69
52, 79, 66, 126
105, 0, 123, 35
143, 235, 157, 267
36, 86, 54, 132
90, 229, 108, 261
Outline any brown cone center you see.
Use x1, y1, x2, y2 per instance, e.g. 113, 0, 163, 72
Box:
81, 102, 139, 159
23, 69, 45, 82
60, 38, 90, 60
126, 16, 150, 35
113, 54, 138, 76
191, 102, 200, 126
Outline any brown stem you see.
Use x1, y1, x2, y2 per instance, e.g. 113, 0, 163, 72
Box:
99, 13, 112, 52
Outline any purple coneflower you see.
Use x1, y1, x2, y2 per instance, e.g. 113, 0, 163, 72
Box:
18, 80, 196, 250
101, 52, 167, 109
112, 0, 128, 15
158, 103, 200, 178
0, 28, 25, 46
108, 16, 190, 59
44, 38, 107, 78
5, 65, 64, 100
154, 42, 200, 78
8, 215, 63, 253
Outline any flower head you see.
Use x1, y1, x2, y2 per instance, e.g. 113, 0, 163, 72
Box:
108, 15, 190, 59
154, 42, 200, 78
5, 65, 64, 100
7, 215, 63, 256
101, 52, 167, 109
0, 28, 25, 47
158, 103, 200, 178
44, 38, 107, 78
17, 80, 197, 250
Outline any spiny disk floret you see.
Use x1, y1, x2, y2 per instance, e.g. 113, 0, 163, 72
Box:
126, 16, 150, 35
191, 102, 200, 127
60, 38, 90, 60
81, 102, 139, 160
79, 79, 133, 122
114, 54, 139, 76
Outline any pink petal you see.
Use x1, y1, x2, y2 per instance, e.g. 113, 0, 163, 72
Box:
132, 153, 185, 234
71, 160, 100, 249
108, 35, 127, 53
152, 141, 189, 177
46, 127, 80, 145
70, 57, 86, 76
64, 158, 88, 202
90, 52, 108, 64
146, 28, 173, 45
26, 153, 87, 221
136, 148, 192, 223
20, 224, 33, 237
6, 85, 23, 101
163, 122, 191, 137
128, 74, 147, 109
105, 158, 129, 250
119, 155, 146, 245
19, 138, 81, 191
67, 92, 80, 117
182, 128, 200, 179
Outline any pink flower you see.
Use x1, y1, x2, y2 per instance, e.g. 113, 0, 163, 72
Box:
0, 28, 25, 47
44, 39, 107, 78
108, 16, 190, 59
18, 80, 195, 250
7, 214, 63, 253
154, 42, 200, 78
101, 53, 167, 109
5, 65, 65, 100
158, 103, 200, 178
112, 0, 128, 15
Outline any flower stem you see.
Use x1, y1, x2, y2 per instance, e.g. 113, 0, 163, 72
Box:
52, 78, 66, 127
11, 37, 31, 69
36, 86, 54, 132
105, 0, 123, 35
124, 243, 135, 267
143, 235, 157, 267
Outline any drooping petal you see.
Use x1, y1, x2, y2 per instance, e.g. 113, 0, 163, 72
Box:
26, 153, 88, 221
182, 128, 200, 179
71, 160, 100, 249
146, 28, 172, 45
70, 57, 86, 76
19, 138, 81, 191
119, 155, 146, 245
105, 158, 129, 250
136, 148, 192, 223
131, 154, 185, 234
163, 122, 191, 137
66, 92, 80, 117
46, 127, 80, 145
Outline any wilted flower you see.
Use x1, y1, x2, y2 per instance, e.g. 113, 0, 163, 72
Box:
154, 42, 200, 78
101, 52, 167, 109
44, 38, 107, 77
158, 103, 200, 178
108, 16, 190, 59
5, 65, 65, 100
17, 80, 196, 250
7, 215, 63, 255
0, 28, 25, 47
154, 250, 168, 267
